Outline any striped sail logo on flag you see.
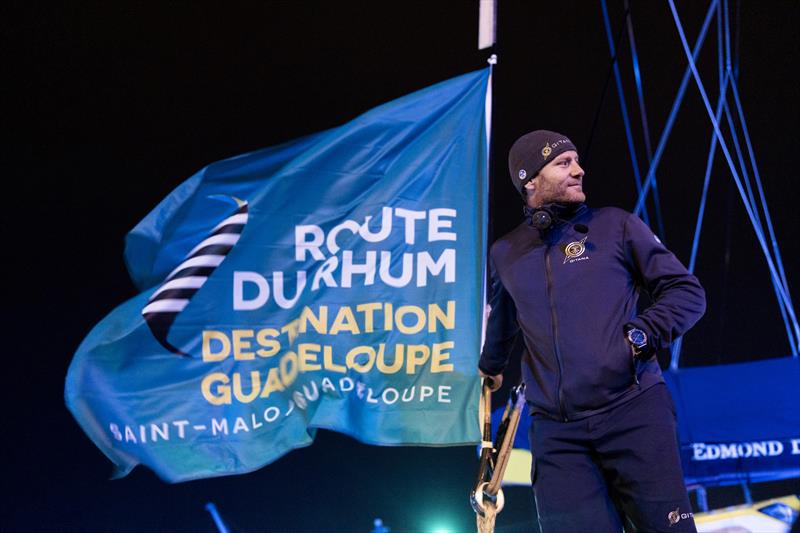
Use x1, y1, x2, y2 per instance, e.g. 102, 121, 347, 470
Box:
142, 197, 249, 355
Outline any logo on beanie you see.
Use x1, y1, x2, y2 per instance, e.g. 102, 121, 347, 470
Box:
518, 169, 527, 180
542, 138, 573, 161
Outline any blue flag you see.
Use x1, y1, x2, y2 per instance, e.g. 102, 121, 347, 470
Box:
66, 68, 490, 482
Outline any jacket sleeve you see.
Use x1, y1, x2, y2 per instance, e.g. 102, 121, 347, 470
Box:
623, 213, 707, 351
478, 257, 520, 376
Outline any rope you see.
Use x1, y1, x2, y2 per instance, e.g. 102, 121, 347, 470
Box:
583, 3, 629, 169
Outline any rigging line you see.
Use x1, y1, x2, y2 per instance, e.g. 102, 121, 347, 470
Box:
600, 0, 650, 226
673, 4, 726, 368
722, 103, 761, 234
583, 1, 630, 169
624, 0, 666, 240
717, 0, 724, 96
715, 107, 800, 354
668, 0, 800, 353
671, 71, 730, 370
729, 76, 798, 354
714, 4, 732, 368
633, 0, 717, 216
729, 75, 795, 302
723, 0, 733, 73
717, 104, 793, 350
624, 0, 653, 159
719, 12, 798, 355
733, 0, 741, 78
686, 4, 725, 285
672, 0, 797, 334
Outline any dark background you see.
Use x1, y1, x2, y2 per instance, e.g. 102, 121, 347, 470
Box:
4, 1, 799, 531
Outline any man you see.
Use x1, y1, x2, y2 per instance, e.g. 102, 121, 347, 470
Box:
479, 130, 705, 532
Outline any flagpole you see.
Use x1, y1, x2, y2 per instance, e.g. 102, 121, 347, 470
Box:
481, 53, 497, 350
477, 0, 497, 348
475, 51, 499, 533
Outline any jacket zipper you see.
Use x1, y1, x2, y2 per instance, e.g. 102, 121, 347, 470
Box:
545, 245, 569, 421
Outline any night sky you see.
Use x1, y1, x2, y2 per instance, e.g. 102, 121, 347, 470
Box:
6, 1, 800, 531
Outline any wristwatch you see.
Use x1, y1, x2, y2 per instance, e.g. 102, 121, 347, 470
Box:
625, 327, 648, 356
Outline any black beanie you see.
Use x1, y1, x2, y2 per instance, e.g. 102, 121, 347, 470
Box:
508, 130, 577, 198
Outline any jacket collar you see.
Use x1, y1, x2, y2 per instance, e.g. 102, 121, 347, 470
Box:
522, 202, 588, 224
549, 202, 587, 221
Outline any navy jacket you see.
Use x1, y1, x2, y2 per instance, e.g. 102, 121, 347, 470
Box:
479, 203, 706, 421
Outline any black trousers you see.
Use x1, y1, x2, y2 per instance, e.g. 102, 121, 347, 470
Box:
529, 383, 696, 532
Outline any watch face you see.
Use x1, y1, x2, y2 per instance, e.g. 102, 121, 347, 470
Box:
628, 329, 646, 346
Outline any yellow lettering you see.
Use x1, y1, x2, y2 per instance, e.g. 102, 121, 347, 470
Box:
428, 301, 455, 332
330, 306, 360, 334
233, 370, 261, 402
356, 302, 382, 333
232, 329, 255, 360
346, 345, 376, 373
255, 328, 281, 357
299, 305, 328, 334
384, 303, 393, 330
259, 367, 285, 399
431, 341, 455, 372
282, 319, 299, 345
298, 343, 322, 371
202, 330, 231, 362
280, 351, 298, 387
376, 343, 404, 374
323, 345, 346, 373
201, 372, 231, 405
406, 344, 430, 374
396, 305, 426, 334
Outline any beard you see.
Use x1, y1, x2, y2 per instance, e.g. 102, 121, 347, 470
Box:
527, 179, 586, 207
537, 186, 585, 205
557, 187, 586, 204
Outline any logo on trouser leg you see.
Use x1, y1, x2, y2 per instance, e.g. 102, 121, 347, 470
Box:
667, 507, 694, 526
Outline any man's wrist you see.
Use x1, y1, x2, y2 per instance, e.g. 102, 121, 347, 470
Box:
478, 366, 492, 377
624, 324, 650, 358
478, 360, 504, 377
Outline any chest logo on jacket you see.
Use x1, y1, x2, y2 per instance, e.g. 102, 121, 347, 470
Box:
563, 236, 589, 264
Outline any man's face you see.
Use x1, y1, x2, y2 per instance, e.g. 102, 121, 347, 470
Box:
524, 150, 585, 208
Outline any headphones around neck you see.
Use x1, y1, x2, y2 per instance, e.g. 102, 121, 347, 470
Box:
524, 205, 556, 230
525, 204, 590, 234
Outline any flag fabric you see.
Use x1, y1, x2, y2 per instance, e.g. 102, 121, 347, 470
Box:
66, 68, 491, 482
